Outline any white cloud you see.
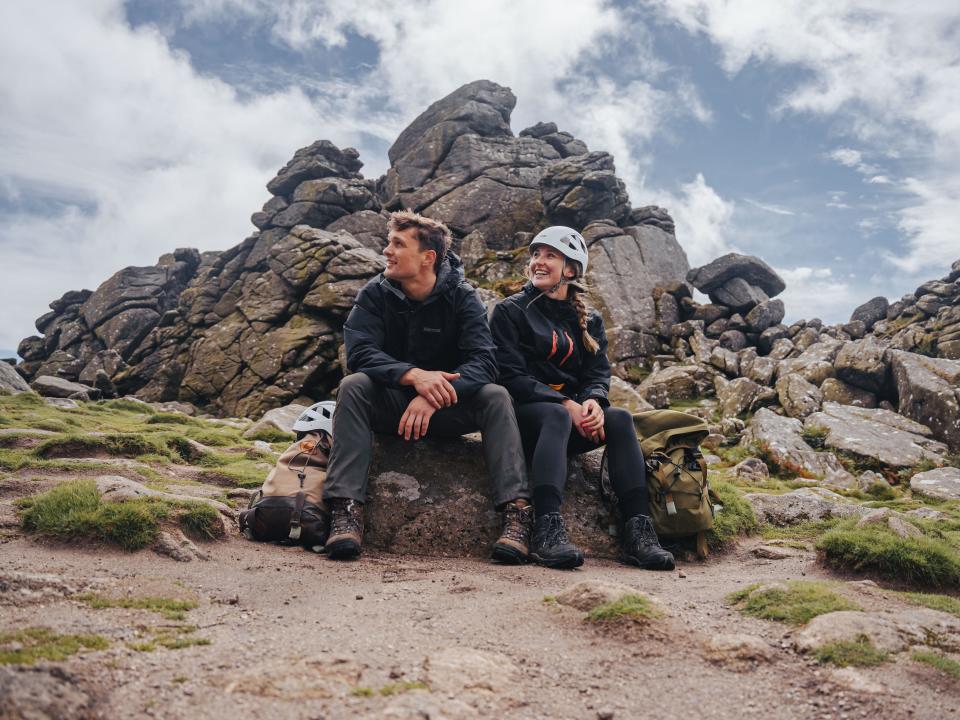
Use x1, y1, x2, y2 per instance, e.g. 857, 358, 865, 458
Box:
865, 175, 892, 185
743, 198, 795, 216
0, 1, 349, 350
830, 148, 862, 167
887, 176, 960, 273
174, 0, 712, 193
777, 266, 858, 323
652, 0, 960, 275
652, 174, 735, 266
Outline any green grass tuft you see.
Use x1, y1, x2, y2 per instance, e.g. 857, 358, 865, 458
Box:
759, 518, 842, 540
816, 522, 960, 588
708, 480, 759, 549
726, 580, 861, 625
245, 427, 295, 443
912, 650, 960, 678
897, 591, 960, 618
585, 594, 661, 623
178, 502, 223, 540
378, 681, 428, 696
865, 482, 897, 500
96, 398, 154, 413
141, 624, 210, 650
33, 433, 172, 460
94, 501, 160, 549
0, 627, 109, 665
350, 686, 375, 697
17, 479, 219, 550
33, 419, 71, 433
801, 425, 829, 451
814, 635, 889, 667
184, 429, 241, 447
77, 594, 198, 621
145, 413, 197, 426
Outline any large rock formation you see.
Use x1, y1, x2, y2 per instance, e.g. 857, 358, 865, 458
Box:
14, 80, 688, 416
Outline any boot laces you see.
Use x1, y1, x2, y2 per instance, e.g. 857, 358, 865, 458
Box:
628, 515, 662, 549
501, 504, 532, 543
330, 499, 362, 535
535, 513, 572, 547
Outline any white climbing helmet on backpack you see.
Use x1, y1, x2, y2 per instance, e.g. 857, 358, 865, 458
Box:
292, 400, 335, 435
529, 225, 589, 275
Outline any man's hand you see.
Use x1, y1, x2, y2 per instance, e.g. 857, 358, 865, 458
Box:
400, 368, 461, 409
580, 399, 605, 443
398, 395, 437, 441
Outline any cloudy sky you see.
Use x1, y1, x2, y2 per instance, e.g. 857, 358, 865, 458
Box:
2, 0, 959, 355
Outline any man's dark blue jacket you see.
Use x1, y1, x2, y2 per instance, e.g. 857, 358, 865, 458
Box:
343, 253, 497, 399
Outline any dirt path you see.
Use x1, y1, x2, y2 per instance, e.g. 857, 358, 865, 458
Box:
2, 528, 956, 720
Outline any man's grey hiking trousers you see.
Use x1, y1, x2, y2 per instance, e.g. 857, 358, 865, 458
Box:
323, 372, 530, 508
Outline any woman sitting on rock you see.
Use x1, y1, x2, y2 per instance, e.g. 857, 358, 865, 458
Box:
490, 226, 675, 571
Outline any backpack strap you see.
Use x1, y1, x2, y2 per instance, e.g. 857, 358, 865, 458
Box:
288, 490, 306, 541
286, 448, 312, 541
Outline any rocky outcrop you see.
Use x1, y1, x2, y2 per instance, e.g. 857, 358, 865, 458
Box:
0, 362, 30, 394
747, 487, 867, 525
585, 221, 691, 359
741, 408, 854, 484
382, 80, 563, 250
687, 253, 785, 311
872, 259, 960, 359
805, 403, 948, 469
888, 350, 960, 451
909, 467, 960, 501
540, 152, 630, 229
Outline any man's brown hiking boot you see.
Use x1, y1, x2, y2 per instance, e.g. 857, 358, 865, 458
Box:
325, 498, 364, 560
491, 500, 533, 564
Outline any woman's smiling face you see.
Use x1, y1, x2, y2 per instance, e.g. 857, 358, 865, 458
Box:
528, 244, 574, 291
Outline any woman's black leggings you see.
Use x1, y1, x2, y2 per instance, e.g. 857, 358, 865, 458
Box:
515, 403, 649, 520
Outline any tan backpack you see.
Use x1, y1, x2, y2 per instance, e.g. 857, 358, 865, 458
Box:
238, 432, 330, 550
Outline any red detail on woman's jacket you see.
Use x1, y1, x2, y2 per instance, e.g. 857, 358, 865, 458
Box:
558, 331, 575, 366
546, 330, 558, 360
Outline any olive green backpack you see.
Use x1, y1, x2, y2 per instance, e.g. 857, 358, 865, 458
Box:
600, 409, 716, 557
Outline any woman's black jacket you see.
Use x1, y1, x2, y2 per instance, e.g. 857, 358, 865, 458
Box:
490, 283, 610, 407
342, 254, 497, 399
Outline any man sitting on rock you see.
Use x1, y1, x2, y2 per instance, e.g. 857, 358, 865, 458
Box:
323, 210, 532, 563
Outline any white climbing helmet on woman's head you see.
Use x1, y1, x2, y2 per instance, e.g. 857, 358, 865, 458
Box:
292, 400, 335, 435
529, 225, 589, 275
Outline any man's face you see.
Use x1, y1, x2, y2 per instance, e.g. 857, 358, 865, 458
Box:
383, 227, 432, 281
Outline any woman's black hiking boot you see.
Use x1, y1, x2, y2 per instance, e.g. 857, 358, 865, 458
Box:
621, 514, 675, 570
530, 512, 584, 569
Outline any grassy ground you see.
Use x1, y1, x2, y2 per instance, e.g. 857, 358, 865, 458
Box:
726, 580, 861, 625
585, 594, 662, 623
0, 392, 275, 494
17, 479, 223, 549
0, 627, 109, 665
816, 519, 960, 589
814, 636, 890, 668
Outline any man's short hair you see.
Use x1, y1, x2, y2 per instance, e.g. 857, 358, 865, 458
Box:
388, 210, 453, 273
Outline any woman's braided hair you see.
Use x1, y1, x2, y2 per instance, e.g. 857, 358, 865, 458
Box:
567, 265, 600, 355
